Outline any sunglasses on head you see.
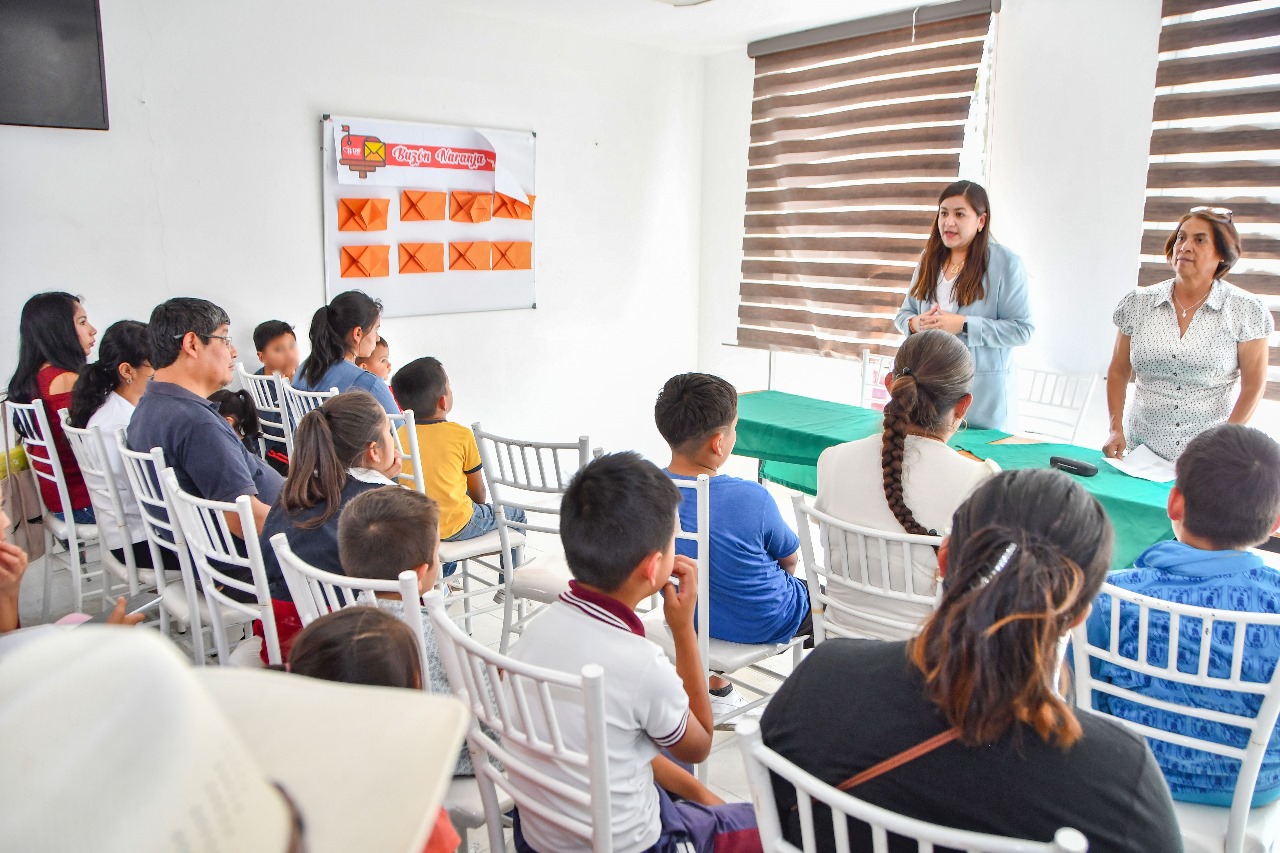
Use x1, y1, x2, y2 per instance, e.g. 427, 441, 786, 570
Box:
1189, 206, 1233, 222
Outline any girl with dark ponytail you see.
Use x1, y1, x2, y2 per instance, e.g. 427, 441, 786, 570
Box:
815, 329, 1000, 639
760, 469, 1181, 853
68, 320, 154, 565
258, 390, 402, 605
208, 389, 264, 457
292, 291, 399, 414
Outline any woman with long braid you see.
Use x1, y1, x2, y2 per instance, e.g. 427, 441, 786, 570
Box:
815, 330, 999, 639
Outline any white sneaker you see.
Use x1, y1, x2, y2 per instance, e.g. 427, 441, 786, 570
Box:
492, 588, 507, 604
709, 686, 749, 720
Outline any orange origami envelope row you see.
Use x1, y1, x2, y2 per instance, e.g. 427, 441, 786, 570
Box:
340, 245, 389, 278
492, 192, 536, 220
401, 190, 446, 222
399, 243, 444, 274
338, 198, 389, 232
447, 241, 532, 271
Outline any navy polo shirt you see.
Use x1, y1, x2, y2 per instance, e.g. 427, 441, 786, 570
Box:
128, 380, 284, 506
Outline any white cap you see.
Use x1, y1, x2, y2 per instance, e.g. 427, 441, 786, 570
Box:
0, 628, 468, 853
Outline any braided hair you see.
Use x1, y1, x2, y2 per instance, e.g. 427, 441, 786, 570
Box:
879, 329, 975, 535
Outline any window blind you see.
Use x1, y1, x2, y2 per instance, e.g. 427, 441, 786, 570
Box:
1140, 0, 1280, 400
737, 4, 995, 359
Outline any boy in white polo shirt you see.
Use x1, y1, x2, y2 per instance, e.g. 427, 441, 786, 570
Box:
507, 452, 762, 853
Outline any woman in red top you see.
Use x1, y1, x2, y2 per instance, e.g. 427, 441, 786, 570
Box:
6, 292, 98, 523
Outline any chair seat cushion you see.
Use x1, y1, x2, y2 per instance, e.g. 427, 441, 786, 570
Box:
509, 551, 572, 604
45, 513, 98, 543
439, 530, 525, 563
227, 636, 265, 667
639, 610, 800, 672
1173, 798, 1280, 853
160, 581, 252, 630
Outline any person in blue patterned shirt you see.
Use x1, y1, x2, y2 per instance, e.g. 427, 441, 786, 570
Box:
1086, 423, 1280, 806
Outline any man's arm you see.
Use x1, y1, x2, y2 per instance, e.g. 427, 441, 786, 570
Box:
661, 555, 714, 765
224, 495, 273, 539
465, 469, 486, 505
778, 550, 799, 575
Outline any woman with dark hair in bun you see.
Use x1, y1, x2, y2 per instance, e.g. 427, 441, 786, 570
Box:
68, 320, 153, 566
762, 469, 1181, 853
816, 329, 999, 639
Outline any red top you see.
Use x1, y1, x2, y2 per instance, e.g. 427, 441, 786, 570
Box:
32, 365, 91, 513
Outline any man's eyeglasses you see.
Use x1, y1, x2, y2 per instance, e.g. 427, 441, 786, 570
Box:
1189, 206, 1233, 222
171, 332, 234, 347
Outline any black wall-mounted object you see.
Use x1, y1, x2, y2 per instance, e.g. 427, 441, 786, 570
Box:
0, 0, 109, 131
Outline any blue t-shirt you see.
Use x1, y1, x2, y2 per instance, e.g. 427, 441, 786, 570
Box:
292, 358, 399, 414
671, 473, 805, 645
128, 380, 284, 507
1085, 540, 1280, 807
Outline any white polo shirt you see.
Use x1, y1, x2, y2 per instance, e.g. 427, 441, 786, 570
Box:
506, 581, 690, 853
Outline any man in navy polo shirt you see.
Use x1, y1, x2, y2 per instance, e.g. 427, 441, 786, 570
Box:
128, 298, 283, 543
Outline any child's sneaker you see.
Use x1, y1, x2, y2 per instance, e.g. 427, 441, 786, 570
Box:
709, 685, 749, 719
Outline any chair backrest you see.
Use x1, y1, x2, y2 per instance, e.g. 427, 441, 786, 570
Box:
114, 434, 207, 661
280, 382, 339, 450
792, 495, 941, 644
388, 409, 425, 493
60, 411, 137, 592
161, 467, 281, 665
1071, 583, 1280, 853
269, 532, 427, 683
5, 399, 79, 532
425, 591, 613, 852
1016, 369, 1097, 444
235, 362, 288, 458
670, 475, 712, 677
736, 719, 1087, 853
472, 423, 594, 557
859, 347, 896, 411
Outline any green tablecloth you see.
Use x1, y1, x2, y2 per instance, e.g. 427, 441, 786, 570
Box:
736, 391, 1174, 569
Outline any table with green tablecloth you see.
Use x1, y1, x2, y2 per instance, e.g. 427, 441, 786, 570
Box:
736, 391, 1174, 569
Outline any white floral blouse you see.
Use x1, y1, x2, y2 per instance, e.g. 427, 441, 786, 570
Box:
1113, 278, 1273, 461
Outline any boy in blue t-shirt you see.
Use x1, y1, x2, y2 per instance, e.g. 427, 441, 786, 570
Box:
1086, 424, 1280, 807
655, 373, 810, 714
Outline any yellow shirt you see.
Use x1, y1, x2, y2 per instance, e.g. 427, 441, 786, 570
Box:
399, 420, 482, 538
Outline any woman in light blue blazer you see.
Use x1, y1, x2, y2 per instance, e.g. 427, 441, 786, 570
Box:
893, 181, 1033, 431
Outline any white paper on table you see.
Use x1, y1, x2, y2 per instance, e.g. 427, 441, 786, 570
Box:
1103, 445, 1177, 483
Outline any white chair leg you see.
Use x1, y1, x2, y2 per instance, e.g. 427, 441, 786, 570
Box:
40, 529, 55, 623
460, 560, 474, 635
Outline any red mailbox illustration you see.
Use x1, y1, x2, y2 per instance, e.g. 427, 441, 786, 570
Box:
339, 125, 387, 178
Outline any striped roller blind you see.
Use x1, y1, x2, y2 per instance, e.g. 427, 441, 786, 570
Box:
737, 2, 995, 359
1140, 0, 1280, 400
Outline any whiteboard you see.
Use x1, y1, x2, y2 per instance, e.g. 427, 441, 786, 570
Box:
321, 114, 536, 319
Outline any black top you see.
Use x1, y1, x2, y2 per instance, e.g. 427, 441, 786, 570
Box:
758, 639, 1182, 853
259, 475, 385, 601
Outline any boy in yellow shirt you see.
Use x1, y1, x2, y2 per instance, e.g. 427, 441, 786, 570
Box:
391, 357, 525, 578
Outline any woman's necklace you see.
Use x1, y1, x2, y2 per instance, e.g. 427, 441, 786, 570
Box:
1172, 282, 1211, 319
943, 258, 964, 278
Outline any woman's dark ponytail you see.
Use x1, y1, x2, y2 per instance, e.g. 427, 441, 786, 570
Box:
298, 291, 382, 387
280, 390, 386, 528
68, 320, 149, 428
878, 330, 975, 536
909, 469, 1113, 748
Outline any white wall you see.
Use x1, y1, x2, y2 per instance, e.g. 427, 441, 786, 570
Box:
695, 0, 1183, 447
0, 0, 705, 461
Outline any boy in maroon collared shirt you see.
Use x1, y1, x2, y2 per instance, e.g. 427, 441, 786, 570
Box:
507, 452, 761, 853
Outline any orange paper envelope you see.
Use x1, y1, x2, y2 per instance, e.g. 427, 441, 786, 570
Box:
399, 243, 444, 274
401, 190, 446, 222
338, 198, 389, 231
492, 192, 535, 220
449, 242, 492, 271
492, 241, 532, 271
449, 191, 492, 223
340, 245, 390, 278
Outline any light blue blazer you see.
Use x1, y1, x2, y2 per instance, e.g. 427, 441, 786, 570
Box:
893, 241, 1033, 431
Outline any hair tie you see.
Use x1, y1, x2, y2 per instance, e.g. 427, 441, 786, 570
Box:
969, 543, 1018, 592
898, 366, 914, 378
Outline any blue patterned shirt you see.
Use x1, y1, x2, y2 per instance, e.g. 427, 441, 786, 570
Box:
1085, 540, 1280, 806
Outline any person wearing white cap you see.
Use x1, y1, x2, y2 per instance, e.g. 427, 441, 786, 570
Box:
0, 627, 467, 852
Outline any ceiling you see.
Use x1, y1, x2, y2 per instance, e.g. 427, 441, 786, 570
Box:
439, 0, 925, 55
